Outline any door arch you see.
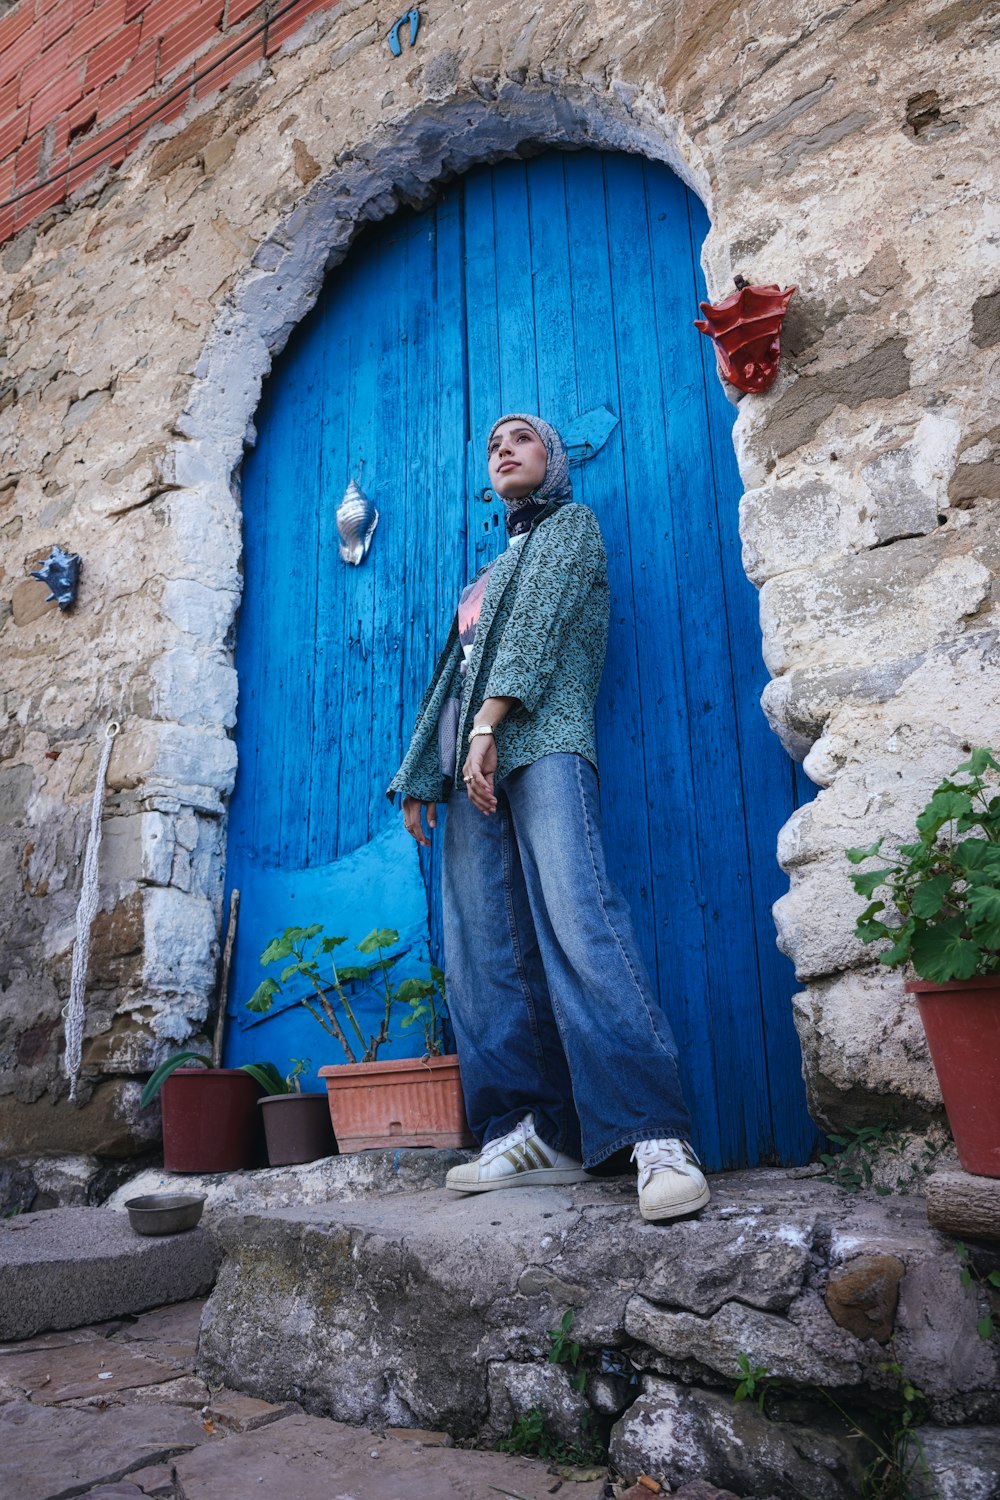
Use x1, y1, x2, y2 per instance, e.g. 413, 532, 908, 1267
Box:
223, 149, 818, 1170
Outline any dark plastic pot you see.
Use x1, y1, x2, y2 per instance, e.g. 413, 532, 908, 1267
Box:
259, 1092, 338, 1166
907, 975, 1000, 1178
160, 1068, 264, 1173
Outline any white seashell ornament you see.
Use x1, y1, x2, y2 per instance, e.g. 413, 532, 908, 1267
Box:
336, 472, 379, 566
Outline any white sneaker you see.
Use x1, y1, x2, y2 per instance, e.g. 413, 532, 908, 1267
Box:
445, 1114, 590, 1194
632, 1138, 710, 1222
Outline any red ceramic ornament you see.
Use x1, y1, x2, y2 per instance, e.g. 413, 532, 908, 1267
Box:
694, 282, 796, 394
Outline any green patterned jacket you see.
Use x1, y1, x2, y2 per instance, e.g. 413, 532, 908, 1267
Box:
387, 501, 610, 804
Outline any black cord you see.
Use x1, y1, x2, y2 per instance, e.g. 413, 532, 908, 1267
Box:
0, 0, 324, 213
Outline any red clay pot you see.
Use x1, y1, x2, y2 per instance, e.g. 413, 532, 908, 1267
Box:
259, 1092, 337, 1166
318, 1053, 474, 1153
906, 975, 1000, 1178
160, 1068, 264, 1173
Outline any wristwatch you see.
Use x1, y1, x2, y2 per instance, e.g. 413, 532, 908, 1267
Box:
468, 724, 495, 742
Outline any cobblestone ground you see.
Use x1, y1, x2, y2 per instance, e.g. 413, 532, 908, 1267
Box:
0, 1299, 614, 1500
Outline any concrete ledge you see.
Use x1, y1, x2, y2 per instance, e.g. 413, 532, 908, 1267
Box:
0, 1208, 220, 1341
105, 1146, 472, 1222
197, 1168, 1000, 1498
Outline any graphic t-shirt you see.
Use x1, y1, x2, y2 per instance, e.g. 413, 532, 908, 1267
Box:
438, 531, 529, 779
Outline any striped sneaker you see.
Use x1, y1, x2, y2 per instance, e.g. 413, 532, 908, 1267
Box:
445, 1114, 590, 1194
632, 1138, 710, 1222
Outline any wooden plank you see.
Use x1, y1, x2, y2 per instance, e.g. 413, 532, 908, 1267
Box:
684, 190, 819, 1165
525, 153, 577, 428
462, 165, 505, 575
644, 159, 772, 1168
561, 151, 663, 1009
491, 161, 539, 424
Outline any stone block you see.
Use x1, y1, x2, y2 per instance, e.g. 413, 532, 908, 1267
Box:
609, 1377, 867, 1500
791, 968, 940, 1131
759, 539, 992, 678
0, 1208, 221, 1340
0, 1081, 161, 1159
911, 1425, 1000, 1499
824, 1254, 904, 1343
484, 1360, 589, 1442
635, 1213, 812, 1315
142, 886, 218, 999
624, 1293, 862, 1388
150, 647, 237, 730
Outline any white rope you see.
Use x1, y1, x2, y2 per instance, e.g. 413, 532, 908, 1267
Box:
63, 720, 120, 1103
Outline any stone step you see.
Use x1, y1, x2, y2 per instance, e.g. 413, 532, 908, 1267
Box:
105, 1145, 470, 1223
0, 1208, 220, 1341
197, 1166, 1000, 1500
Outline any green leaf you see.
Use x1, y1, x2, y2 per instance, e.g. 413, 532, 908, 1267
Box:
851, 868, 897, 898
955, 748, 1000, 778
395, 978, 435, 1003
357, 927, 400, 954
910, 874, 955, 919
320, 935, 348, 952
977, 1314, 995, 1340
878, 919, 917, 968
260, 935, 295, 966
847, 839, 885, 865
916, 789, 974, 839
239, 1061, 289, 1094
910, 917, 980, 982
337, 964, 375, 983
279, 962, 304, 982
953, 840, 1000, 878
960, 1268, 973, 1288
986, 1270, 1000, 1288
140, 1052, 210, 1108
967, 885, 1000, 946
247, 977, 280, 1013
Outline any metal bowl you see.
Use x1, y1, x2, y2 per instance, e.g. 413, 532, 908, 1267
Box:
124, 1193, 206, 1236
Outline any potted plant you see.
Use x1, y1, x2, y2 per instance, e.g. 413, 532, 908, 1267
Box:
140, 1053, 268, 1173
847, 747, 1000, 1178
247, 924, 473, 1153
242, 1058, 338, 1167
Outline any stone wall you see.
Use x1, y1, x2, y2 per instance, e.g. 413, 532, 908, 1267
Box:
1, 0, 998, 1158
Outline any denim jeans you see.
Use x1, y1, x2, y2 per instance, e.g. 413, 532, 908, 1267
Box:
441, 752, 692, 1168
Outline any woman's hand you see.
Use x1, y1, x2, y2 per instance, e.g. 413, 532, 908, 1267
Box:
402, 795, 437, 847
462, 732, 498, 815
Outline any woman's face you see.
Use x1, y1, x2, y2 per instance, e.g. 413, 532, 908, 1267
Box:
487, 422, 549, 499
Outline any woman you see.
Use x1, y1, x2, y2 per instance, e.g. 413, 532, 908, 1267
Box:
388, 414, 709, 1222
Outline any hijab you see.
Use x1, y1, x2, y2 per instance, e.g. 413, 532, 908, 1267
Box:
488, 413, 573, 536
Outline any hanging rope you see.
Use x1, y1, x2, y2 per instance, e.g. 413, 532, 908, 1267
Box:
63, 719, 120, 1103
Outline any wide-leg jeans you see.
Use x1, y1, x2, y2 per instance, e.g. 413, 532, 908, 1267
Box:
441, 751, 692, 1169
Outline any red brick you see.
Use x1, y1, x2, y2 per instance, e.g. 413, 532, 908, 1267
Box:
97, 39, 157, 118
125, 0, 148, 20
15, 173, 66, 225
71, 0, 128, 57
27, 65, 85, 134
152, 78, 190, 123
0, 24, 42, 90
156, 0, 224, 75
192, 24, 261, 97
0, 74, 21, 118
67, 93, 99, 135
17, 31, 76, 102
14, 129, 43, 184
43, 0, 92, 48
84, 22, 140, 88
0, 106, 29, 161
0, 152, 15, 198
138, 0, 210, 46
0, 1, 35, 58
264, 0, 333, 56
226, 0, 263, 24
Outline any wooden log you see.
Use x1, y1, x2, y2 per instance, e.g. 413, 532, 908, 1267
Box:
925, 1166, 1000, 1243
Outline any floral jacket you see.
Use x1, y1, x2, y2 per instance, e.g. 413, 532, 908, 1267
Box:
387, 501, 610, 804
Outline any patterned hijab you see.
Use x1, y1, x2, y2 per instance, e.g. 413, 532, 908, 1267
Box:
488, 413, 573, 535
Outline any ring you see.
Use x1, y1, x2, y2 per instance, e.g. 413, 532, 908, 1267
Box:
463, 775, 473, 783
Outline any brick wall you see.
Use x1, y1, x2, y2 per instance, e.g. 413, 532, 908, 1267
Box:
0, 0, 337, 240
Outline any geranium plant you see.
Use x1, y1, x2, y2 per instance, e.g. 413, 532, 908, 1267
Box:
847, 748, 1000, 983
246, 924, 448, 1063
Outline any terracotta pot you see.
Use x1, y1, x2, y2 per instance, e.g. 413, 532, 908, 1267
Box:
161, 1068, 264, 1173
259, 1092, 338, 1166
906, 975, 1000, 1178
317, 1053, 475, 1152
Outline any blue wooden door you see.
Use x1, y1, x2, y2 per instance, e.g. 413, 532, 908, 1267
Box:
224, 150, 819, 1169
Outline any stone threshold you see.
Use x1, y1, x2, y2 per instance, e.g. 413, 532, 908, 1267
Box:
197, 1164, 1000, 1500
